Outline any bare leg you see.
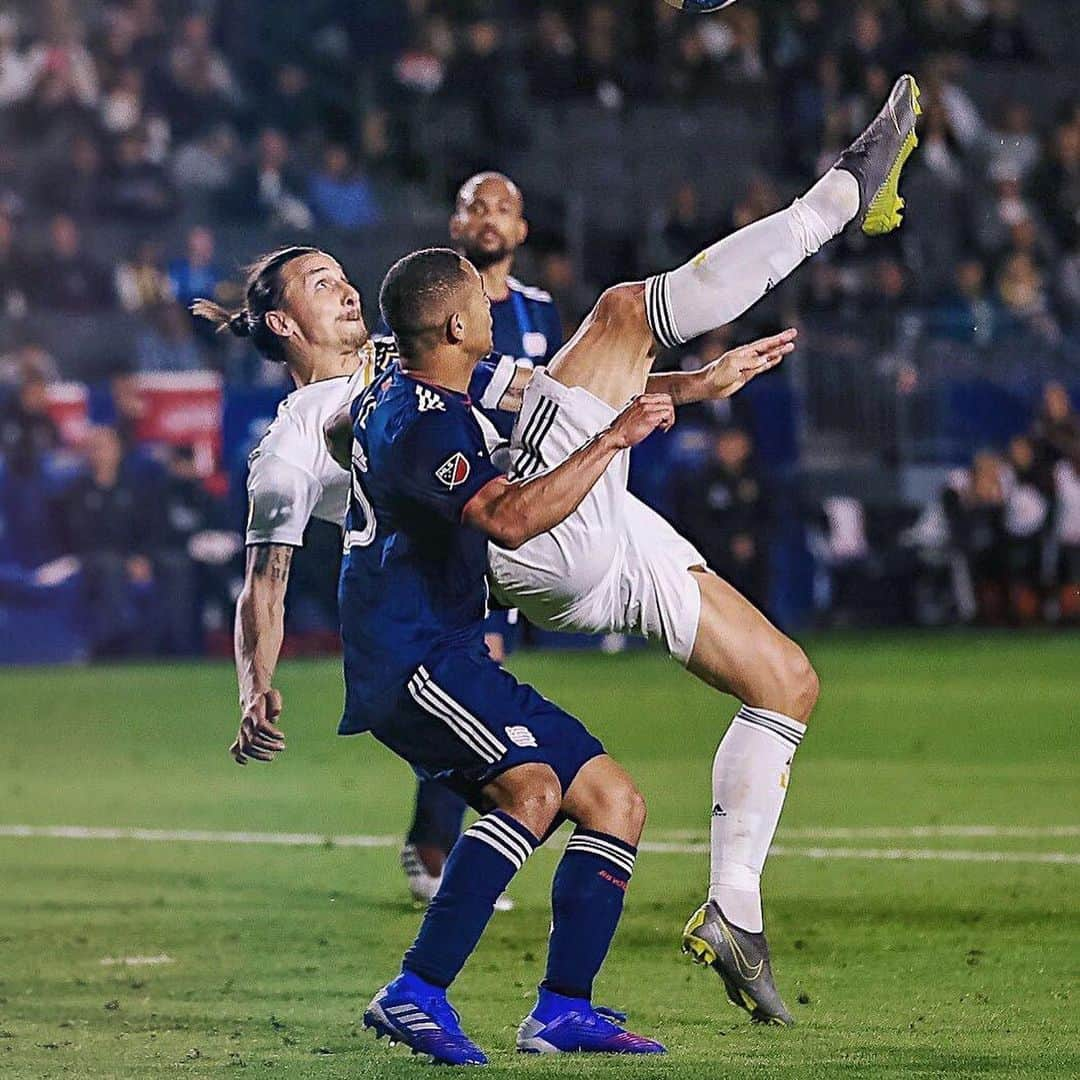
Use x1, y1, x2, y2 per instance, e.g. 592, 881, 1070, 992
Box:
686, 569, 819, 723
545, 282, 655, 410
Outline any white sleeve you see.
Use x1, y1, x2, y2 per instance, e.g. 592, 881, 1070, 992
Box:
479, 355, 534, 410
245, 451, 323, 547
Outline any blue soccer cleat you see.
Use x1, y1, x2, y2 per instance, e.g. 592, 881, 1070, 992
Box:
363, 970, 488, 1066
516, 988, 666, 1055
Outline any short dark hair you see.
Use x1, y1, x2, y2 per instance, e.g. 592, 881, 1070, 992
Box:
379, 247, 470, 358
191, 245, 320, 363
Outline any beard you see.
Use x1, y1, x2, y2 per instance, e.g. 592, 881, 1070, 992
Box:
339, 319, 370, 351
462, 239, 513, 270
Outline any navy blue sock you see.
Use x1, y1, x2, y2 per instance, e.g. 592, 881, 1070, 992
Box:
543, 829, 637, 1000
407, 778, 468, 854
403, 810, 537, 987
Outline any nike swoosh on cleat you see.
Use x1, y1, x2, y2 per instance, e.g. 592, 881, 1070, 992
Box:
719, 922, 764, 982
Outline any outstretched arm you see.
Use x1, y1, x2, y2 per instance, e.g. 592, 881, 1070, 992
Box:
232, 543, 292, 764
646, 328, 798, 405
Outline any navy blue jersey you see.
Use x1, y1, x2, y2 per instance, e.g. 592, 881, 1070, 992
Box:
490, 276, 562, 364
338, 366, 503, 733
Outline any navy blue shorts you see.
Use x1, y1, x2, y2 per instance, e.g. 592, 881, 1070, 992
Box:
369, 642, 604, 811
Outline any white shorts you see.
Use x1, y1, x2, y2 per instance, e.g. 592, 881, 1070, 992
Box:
487, 372, 706, 664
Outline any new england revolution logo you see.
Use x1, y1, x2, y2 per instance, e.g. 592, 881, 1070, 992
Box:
435, 452, 471, 489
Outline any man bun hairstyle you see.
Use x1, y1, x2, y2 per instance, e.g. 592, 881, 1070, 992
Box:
379, 246, 470, 358
191, 245, 320, 363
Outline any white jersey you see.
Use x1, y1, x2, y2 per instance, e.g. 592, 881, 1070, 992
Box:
245, 341, 386, 546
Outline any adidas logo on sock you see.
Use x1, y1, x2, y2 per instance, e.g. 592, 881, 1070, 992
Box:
712, 803, 726, 817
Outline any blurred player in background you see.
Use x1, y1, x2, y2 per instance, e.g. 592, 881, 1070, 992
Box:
400, 171, 563, 909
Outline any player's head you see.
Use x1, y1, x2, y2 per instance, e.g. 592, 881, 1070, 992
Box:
379, 247, 493, 364
449, 172, 527, 270
191, 246, 367, 364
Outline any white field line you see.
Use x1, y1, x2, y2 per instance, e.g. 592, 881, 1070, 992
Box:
656, 825, 1080, 840
1, 824, 1078, 866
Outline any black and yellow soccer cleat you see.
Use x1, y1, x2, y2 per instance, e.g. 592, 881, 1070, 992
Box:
836, 73, 922, 237
682, 900, 795, 1026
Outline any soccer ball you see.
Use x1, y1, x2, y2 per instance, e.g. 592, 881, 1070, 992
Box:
663, 0, 740, 11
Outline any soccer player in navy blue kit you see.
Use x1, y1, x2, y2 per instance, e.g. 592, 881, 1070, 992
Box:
401, 171, 563, 907
342, 248, 671, 1063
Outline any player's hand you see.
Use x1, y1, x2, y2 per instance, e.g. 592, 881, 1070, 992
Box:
231, 689, 286, 765
703, 328, 798, 400
607, 393, 675, 449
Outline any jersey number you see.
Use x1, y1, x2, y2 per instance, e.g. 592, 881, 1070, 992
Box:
344, 445, 376, 549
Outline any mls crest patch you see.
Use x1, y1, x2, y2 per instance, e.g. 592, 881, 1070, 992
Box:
436, 452, 471, 489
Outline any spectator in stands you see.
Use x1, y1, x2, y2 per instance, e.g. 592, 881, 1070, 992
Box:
0, 364, 59, 473
525, 7, 577, 102
995, 250, 1059, 343
987, 102, 1041, 184
1029, 111, 1080, 251
27, 214, 114, 313
22, 12, 99, 130
225, 127, 312, 229
154, 443, 221, 654
945, 450, 1007, 623
171, 122, 237, 195
0, 12, 35, 109
308, 144, 381, 229
1052, 452, 1080, 622
927, 258, 998, 346
661, 25, 721, 104
53, 425, 157, 656
676, 427, 769, 609
264, 62, 320, 138
0, 211, 28, 318
1002, 434, 1052, 623
37, 131, 106, 218
167, 226, 223, 309
105, 128, 177, 221
160, 11, 240, 141
116, 237, 173, 312
135, 301, 206, 373
575, 2, 638, 109
970, 0, 1041, 62
1031, 382, 1080, 468
647, 180, 711, 268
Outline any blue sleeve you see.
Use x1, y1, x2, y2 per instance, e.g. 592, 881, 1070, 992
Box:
542, 300, 563, 358
392, 407, 502, 522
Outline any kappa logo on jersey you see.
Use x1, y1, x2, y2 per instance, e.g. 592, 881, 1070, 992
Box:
416, 385, 446, 413
504, 725, 538, 748
436, 452, 471, 489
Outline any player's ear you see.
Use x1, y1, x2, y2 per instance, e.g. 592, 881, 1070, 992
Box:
516, 216, 529, 246
264, 309, 294, 340
447, 311, 466, 344
448, 211, 465, 243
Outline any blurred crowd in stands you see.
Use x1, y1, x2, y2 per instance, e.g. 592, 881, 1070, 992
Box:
0, 0, 1077, 657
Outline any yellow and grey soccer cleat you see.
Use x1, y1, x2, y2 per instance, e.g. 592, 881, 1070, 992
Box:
836, 73, 922, 236
682, 900, 795, 1026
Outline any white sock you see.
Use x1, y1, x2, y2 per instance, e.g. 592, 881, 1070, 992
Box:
708, 704, 806, 933
645, 168, 859, 348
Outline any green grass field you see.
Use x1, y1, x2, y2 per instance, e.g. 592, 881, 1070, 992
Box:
1, 633, 1078, 1078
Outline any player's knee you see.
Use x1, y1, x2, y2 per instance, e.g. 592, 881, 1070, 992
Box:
778, 642, 819, 722
594, 282, 646, 332
585, 775, 647, 839
504, 775, 562, 838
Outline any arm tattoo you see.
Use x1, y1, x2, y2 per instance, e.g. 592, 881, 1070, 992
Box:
249, 544, 293, 585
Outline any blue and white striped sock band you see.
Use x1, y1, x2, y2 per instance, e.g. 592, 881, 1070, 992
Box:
462, 811, 537, 872
565, 828, 637, 878
735, 704, 807, 750
645, 273, 685, 350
